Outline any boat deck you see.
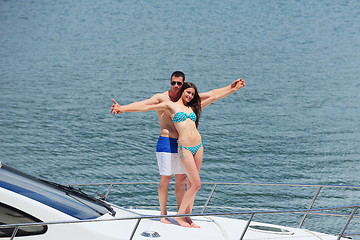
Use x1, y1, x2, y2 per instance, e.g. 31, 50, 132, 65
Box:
1, 179, 360, 240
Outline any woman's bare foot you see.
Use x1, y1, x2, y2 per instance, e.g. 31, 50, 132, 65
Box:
160, 217, 171, 224
175, 217, 191, 227
185, 217, 200, 228
190, 222, 200, 228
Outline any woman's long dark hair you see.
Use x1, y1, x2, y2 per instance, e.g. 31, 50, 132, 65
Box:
177, 82, 201, 127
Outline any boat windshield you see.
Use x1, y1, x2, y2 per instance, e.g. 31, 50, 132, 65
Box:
0, 163, 115, 220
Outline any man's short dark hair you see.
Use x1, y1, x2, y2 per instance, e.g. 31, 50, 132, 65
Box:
171, 71, 185, 82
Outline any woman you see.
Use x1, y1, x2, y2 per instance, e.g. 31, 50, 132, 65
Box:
113, 80, 245, 228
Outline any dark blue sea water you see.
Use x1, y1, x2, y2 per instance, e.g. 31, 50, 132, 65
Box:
1, 0, 359, 236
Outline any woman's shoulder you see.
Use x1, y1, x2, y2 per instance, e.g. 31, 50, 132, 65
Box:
163, 100, 177, 109
172, 102, 191, 113
153, 99, 176, 110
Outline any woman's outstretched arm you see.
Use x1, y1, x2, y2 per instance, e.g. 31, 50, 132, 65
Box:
201, 78, 246, 108
111, 93, 164, 114
111, 99, 170, 113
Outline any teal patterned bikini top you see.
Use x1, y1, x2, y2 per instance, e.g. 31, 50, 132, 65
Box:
172, 112, 197, 123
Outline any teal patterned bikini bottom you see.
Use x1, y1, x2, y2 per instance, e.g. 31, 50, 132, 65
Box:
180, 142, 203, 155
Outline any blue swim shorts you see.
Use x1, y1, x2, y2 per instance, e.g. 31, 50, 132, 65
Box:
156, 136, 185, 175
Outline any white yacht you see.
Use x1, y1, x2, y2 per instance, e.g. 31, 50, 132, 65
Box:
0, 162, 358, 240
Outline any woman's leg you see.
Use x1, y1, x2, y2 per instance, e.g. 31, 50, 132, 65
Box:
175, 148, 201, 227
185, 147, 203, 228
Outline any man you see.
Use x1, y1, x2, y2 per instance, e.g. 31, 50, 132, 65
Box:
111, 71, 245, 223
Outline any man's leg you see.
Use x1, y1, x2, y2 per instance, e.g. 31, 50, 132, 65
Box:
174, 174, 186, 210
156, 136, 181, 223
158, 175, 171, 224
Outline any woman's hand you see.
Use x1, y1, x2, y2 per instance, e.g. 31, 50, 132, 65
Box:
111, 99, 124, 114
231, 78, 246, 90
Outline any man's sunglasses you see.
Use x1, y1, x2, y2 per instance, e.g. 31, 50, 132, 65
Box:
171, 81, 183, 86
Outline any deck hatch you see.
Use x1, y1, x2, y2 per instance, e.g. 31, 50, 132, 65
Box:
249, 225, 294, 235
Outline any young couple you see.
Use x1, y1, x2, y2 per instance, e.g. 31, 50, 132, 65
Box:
111, 71, 246, 228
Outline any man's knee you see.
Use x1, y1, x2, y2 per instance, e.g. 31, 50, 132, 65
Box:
159, 175, 171, 187
175, 174, 186, 185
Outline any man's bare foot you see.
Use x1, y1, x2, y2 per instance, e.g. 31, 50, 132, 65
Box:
174, 217, 191, 227
160, 217, 171, 224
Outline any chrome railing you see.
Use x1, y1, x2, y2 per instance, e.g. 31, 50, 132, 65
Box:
1, 205, 359, 240
69, 181, 360, 225
1, 181, 359, 240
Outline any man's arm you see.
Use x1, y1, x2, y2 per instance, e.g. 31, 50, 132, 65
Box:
199, 79, 243, 100
111, 94, 161, 114
201, 78, 246, 108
